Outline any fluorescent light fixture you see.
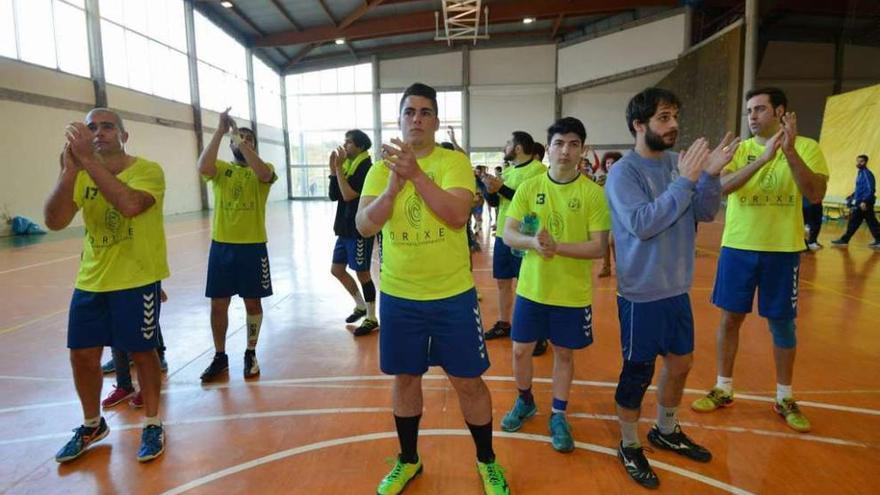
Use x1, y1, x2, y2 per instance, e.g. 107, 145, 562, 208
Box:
221, 1, 233, 8
523, 17, 535, 24
335, 38, 345, 45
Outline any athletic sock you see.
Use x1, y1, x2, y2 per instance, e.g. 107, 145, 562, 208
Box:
246, 313, 263, 350
716, 376, 733, 395
657, 405, 677, 435
776, 383, 792, 403
621, 419, 640, 448
466, 420, 496, 464
394, 414, 421, 464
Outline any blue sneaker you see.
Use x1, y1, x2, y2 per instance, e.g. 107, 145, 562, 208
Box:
55, 417, 110, 463
500, 397, 537, 432
549, 413, 574, 453
137, 424, 165, 462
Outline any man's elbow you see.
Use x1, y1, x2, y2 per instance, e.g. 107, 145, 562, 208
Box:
44, 215, 66, 231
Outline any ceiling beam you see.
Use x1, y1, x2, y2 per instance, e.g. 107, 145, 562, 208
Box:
551, 13, 565, 38
340, 0, 386, 31
255, 0, 676, 47
284, 43, 319, 71
268, 0, 303, 31
316, 0, 338, 27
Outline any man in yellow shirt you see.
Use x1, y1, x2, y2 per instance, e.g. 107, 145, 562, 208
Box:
198, 109, 277, 382
356, 83, 509, 495
692, 87, 829, 433
500, 117, 610, 454
45, 108, 169, 463
481, 132, 546, 343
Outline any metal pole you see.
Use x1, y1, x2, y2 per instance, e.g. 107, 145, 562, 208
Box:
183, 0, 208, 210
84, 0, 106, 107
741, 0, 758, 138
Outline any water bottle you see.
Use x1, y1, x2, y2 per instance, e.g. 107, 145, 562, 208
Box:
512, 212, 539, 257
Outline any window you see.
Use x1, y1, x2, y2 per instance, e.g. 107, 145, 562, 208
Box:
285, 63, 374, 198
5, 0, 89, 77
253, 55, 282, 128
194, 11, 248, 117
99, 0, 190, 103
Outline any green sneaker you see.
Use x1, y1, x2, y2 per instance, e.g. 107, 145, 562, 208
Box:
774, 397, 811, 432
477, 460, 510, 495
376, 456, 422, 495
691, 387, 734, 412
500, 397, 537, 432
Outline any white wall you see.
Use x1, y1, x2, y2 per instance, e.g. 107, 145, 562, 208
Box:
380, 51, 463, 89
470, 45, 556, 85
557, 13, 687, 89
561, 69, 672, 147
469, 84, 556, 148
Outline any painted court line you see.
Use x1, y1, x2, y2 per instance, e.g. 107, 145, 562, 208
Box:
159, 429, 755, 495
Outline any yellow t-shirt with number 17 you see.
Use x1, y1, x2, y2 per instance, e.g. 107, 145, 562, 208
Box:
361, 146, 475, 301
73, 157, 170, 292
507, 173, 611, 307
722, 136, 828, 252
205, 160, 276, 244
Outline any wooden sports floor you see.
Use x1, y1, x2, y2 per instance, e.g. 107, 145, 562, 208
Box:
0, 201, 877, 495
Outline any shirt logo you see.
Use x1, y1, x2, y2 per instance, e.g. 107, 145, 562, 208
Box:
225, 169, 233, 177
759, 169, 778, 192
548, 211, 564, 238
405, 194, 423, 229
536, 193, 546, 205
104, 208, 122, 233
568, 198, 582, 211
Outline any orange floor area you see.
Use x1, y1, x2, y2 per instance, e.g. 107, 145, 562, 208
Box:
0, 201, 878, 494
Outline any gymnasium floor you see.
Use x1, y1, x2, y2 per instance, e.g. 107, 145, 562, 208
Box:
0, 200, 877, 494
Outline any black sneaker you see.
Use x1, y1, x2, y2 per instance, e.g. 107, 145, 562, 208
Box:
647, 424, 712, 462
532, 338, 549, 356
244, 350, 260, 379
353, 318, 379, 337
200, 353, 229, 382
345, 307, 367, 323
869, 240, 880, 249
483, 321, 511, 340
830, 238, 848, 247
618, 442, 659, 489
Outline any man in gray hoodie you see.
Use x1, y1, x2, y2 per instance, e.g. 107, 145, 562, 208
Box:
605, 87, 738, 489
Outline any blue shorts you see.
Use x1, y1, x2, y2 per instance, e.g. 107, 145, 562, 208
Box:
332, 236, 374, 272
492, 236, 522, 280
206, 241, 273, 299
711, 247, 800, 319
68, 282, 162, 352
512, 296, 593, 349
618, 293, 694, 362
379, 288, 490, 378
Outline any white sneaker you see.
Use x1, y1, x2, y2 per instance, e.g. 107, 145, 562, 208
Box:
807, 242, 822, 251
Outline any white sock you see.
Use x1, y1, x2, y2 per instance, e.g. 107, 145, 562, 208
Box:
620, 420, 640, 448
246, 313, 263, 350
657, 405, 677, 435
84, 416, 101, 428
366, 301, 377, 320
776, 383, 792, 403
352, 291, 366, 308
144, 416, 162, 427
716, 376, 733, 394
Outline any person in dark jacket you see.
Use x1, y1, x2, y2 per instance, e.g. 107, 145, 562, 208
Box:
329, 129, 379, 335
832, 154, 880, 248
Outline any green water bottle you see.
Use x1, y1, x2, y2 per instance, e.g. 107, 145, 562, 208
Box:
512, 213, 539, 257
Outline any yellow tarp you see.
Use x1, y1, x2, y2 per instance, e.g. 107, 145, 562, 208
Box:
819, 84, 880, 200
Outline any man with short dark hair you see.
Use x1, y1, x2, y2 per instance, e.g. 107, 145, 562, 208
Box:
607, 87, 737, 488
831, 154, 880, 248
45, 108, 169, 463
500, 117, 610, 453
357, 82, 509, 495
693, 87, 829, 434
197, 109, 277, 382
329, 129, 379, 335
482, 131, 546, 342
